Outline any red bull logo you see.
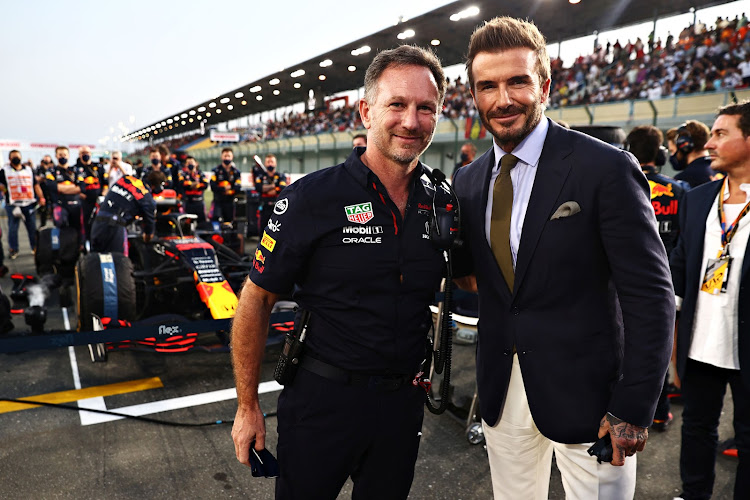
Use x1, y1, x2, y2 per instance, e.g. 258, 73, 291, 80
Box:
653, 200, 679, 215
255, 249, 266, 264
648, 181, 674, 199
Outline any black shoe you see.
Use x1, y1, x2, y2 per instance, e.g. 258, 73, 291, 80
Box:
652, 412, 673, 432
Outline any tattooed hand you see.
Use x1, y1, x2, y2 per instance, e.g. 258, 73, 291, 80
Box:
597, 413, 648, 466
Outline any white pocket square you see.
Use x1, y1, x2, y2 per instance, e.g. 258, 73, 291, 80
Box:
550, 201, 581, 220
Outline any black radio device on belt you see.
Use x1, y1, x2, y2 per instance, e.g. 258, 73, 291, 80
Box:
273, 309, 311, 385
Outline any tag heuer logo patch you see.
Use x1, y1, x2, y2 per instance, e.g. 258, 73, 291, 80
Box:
274, 198, 288, 215
345, 202, 374, 224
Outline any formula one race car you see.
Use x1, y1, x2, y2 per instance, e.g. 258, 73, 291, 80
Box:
75, 189, 256, 361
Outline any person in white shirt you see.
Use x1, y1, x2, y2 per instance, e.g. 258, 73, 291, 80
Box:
738, 55, 750, 87
108, 151, 133, 186
670, 100, 750, 500
0, 150, 45, 257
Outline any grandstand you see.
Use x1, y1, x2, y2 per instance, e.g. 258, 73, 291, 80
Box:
124, 0, 745, 176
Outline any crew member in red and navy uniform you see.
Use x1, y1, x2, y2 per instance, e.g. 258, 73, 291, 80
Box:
254, 153, 287, 232
141, 149, 173, 189
90, 171, 163, 254
75, 145, 107, 244
158, 144, 181, 185
0, 150, 45, 257
626, 125, 688, 434
231, 45, 448, 499
210, 147, 241, 222
47, 145, 85, 242
35, 155, 54, 227
178, 155, 207, 223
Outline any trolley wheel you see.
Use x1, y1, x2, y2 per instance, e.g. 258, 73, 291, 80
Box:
88, 343, 107, 363
466, 422, 485, 445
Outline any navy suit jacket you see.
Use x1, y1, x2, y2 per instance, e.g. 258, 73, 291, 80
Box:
670, 180, 750, 387
452, 119, 675, 443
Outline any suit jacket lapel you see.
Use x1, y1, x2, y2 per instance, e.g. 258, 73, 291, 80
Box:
513, 122, 573, 294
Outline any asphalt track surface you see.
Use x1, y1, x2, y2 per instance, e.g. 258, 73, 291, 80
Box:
0, 216, 738, 499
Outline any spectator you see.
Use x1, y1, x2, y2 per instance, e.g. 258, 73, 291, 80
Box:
352, 133, 367, 148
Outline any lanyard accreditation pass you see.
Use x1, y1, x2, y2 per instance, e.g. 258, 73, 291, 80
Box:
701, 178, 750, 295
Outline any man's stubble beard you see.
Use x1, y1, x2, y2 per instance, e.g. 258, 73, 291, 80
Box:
480, 100, 543, 149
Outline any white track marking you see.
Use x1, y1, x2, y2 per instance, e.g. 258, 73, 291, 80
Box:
79, 381, 282, 426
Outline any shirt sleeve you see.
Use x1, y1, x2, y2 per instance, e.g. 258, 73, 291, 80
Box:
249, 182, 315, 295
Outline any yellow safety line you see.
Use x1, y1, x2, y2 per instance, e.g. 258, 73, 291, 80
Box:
0, 377, 164, 414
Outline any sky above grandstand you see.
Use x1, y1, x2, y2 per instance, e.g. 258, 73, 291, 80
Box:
0, 0, 748, 153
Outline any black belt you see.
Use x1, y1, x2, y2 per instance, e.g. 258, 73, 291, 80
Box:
95, 215, 128, 226
299, 355, 413, 392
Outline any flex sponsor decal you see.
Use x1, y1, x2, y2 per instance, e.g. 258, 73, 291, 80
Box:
255, 249, 266, 264
345, 202, 374, 224
158, 324, 182, 336
261, 231, 276, 252
274, 198, 288, 215
267, 218, 281, 232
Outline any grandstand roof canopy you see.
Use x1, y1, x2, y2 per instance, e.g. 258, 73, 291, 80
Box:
127, 0, 733, 143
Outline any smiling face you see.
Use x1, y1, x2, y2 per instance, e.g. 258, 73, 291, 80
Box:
470, 48, 550, 152
705, 114, 750, 176
359, 64, 440, 167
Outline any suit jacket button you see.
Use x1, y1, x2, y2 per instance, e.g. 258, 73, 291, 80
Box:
503, 349, 510, 356
512, 307, 520, 315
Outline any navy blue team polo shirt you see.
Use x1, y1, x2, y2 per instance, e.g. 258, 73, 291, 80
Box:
249, 147, 445, 375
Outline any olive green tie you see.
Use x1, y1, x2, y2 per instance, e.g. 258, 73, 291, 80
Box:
490, 153, 519, 291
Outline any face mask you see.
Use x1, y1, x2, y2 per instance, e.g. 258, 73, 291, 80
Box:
187, 164, 194, 170
460, 153, 470, 163
151, 158, 160, 166
267, 166, 275, 173
82, 154, 91, 162
59, 157, 68, 166
10, 157, 21, 166
223, 159, 232, 166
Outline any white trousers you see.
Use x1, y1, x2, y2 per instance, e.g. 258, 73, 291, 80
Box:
482, 354, 637, 500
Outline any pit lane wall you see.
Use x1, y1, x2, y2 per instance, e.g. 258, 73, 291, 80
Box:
190, 89, 750, 178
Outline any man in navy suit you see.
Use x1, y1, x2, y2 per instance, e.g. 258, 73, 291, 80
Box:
670, 101, 750, 500
452, 17, 674, 499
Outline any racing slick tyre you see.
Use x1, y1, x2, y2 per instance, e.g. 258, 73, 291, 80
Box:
36, 226, 79, 276
76, 252, 136, 334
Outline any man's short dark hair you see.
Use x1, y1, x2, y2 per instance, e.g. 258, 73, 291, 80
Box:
222, 147, 234, 154
681, 120, 711, 151
717, 100, 750, 137
8, 150, 20, 159
363, 45, 446, 109
146, 171, 167, 189
466, 16, 550, 92
626, 126, 664, 165
186, 155, 195, 161
157, 145, 170, 157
